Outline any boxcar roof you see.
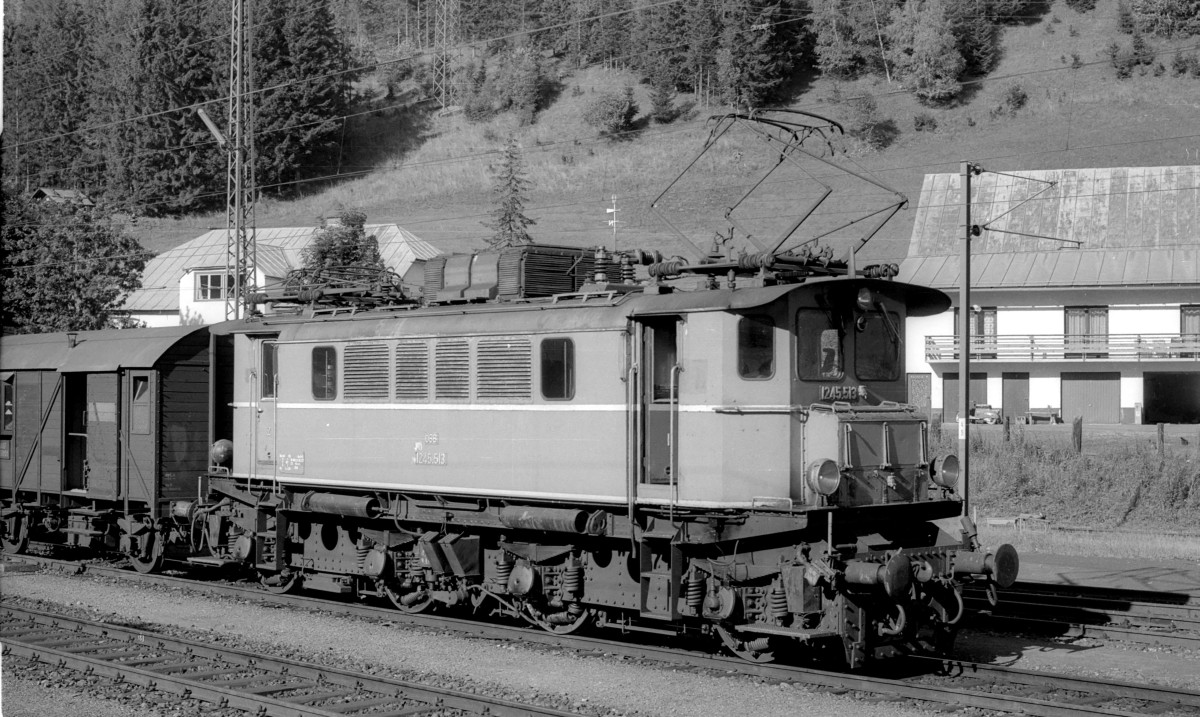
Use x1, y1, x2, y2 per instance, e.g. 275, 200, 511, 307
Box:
0, 325, 208, 371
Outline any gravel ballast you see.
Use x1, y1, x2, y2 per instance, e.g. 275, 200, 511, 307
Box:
2, 567, 1197, 716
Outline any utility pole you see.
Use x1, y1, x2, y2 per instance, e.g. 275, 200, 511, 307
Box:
959, 161, 981, 516
226, 0, 256, 320
606, 195, 621, 251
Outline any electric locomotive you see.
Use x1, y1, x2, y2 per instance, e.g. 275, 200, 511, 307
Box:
174, 241, 1013, 668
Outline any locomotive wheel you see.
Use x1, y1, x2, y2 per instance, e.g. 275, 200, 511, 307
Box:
715, 624, 775, 663
535, 609, 591, 635
1, 515, 29, 555
384, 584, 434, 613
260, 569, 302, 594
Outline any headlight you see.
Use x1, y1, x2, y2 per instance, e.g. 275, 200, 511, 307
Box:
931, 454, 960, 490
806, 459, 842, 496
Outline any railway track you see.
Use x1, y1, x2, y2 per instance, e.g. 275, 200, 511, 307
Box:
966, 582, 1200, 650
5, 554, 1200, 716
0, 603, 579, 717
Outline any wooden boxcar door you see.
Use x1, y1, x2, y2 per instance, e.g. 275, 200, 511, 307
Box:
85, 373, 120, 499
639, 317, 680, 487
254, 340, 278, 471
62, 374, 88, 491
123, 372, 156, 504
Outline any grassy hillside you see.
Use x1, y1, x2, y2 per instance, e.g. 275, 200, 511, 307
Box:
137, 0, 1200, 261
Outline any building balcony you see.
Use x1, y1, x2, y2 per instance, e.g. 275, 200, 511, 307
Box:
925, 334, 1200, 363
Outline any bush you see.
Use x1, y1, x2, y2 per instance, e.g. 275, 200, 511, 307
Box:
913, 112, 937, 132
843, 93, 897, 151
1107, 40, 1136, 79
1172, 50, 1189, 76
583, 87, 638, 136
1002, 84, 1028, 113
1064, 0, 1096, 10
1071, 53, 1083, 70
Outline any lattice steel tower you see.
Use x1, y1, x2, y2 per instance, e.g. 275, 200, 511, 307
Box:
225, 0, 257, 320
430, 0, 460, 109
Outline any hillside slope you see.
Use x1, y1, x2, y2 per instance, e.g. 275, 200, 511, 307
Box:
139, 0, 1200, 262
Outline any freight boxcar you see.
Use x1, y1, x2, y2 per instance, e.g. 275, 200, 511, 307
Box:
0, 326, 218, 570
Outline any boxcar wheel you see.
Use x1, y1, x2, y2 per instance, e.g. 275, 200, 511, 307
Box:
716, 624, 775, 663
2, 514, 29, 555
129, 520, 164, 574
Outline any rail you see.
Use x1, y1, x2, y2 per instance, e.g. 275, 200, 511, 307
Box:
925, 333, 1200, 362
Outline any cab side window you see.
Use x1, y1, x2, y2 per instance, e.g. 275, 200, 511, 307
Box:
262, 342, 278, 399
312, 346, 337, 400
540, 338, 575, 400
738, 315, 774, 379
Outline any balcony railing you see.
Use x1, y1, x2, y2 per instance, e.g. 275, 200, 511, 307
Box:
925, 334, 1200, 362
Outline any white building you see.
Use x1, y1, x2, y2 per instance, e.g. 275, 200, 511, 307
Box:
899, 166, 1200, 425
124, 224, 441, 327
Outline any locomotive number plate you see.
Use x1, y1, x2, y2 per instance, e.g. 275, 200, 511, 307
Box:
819, 385, 866, 400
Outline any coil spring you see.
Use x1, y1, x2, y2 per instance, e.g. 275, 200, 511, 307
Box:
745, 637, 771, 653
355, 543, 370, 570
768, 587, 789, 619
495, 556, 514, 588
562, 563, 583, 597
225, 534, 239, 555
686, 574, 706, 610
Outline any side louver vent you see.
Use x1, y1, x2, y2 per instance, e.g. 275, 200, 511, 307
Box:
435, 340, 470, 399
343, 343, 390, 399
477, 338, 532, 399
395, 342, 429, 401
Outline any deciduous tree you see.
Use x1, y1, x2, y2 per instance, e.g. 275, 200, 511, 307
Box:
1, 190, 147, 333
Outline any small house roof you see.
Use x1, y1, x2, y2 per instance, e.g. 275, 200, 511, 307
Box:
31, 187, 94, 206
124, 224, 442, 313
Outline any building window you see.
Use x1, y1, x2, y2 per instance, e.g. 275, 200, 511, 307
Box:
953, 306, 997, 359
312, 346, 337, 400
195, 272, 234, 301
261, 342, 277, 399
1065, 307, 1108, 359
1182, 306, 1200, 358
738, 316, 774, 380
540, 338, 575, 400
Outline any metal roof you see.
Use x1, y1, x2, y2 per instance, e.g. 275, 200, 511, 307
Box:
901, 166, 1200, 289
0, 326, 208, 371
898, 248, 1200, 289
124, 225, 442, 313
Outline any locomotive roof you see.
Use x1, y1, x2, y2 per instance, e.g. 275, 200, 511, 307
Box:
248, 278, 948, 342
0, 325, 209, 372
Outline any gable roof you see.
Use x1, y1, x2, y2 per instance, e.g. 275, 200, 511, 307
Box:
899, 166, 1200, 289
124, 224, 441, 313
31, 187, 94, 206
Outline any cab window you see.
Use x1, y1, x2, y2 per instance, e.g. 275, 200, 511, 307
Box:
312, 346, 337, 400
855, 310, 902, 380
738, 315, 774, 379
797, 309, 843, 380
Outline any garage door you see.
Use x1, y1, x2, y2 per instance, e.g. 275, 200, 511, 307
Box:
1061, 372, 1120, 423
943, 372, 987, 422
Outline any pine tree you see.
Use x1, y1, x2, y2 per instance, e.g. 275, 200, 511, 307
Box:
716, 0, 795, 108
255, 0, 357, 192
682, 0, 720, 98
2, 0, 96, 192
886, 0, 966, 103
483, 137, 536, 249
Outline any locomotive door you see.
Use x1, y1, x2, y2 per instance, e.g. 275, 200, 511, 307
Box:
254, 339, 278, 469
638, 317, 681, 487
